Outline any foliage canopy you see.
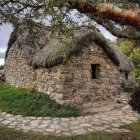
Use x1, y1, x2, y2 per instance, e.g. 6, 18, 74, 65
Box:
0, 0, 140, 43
116, 39, 140, 85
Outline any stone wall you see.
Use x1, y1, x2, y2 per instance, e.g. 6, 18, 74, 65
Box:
0, 70, 5, 81
5, 43, 133, 112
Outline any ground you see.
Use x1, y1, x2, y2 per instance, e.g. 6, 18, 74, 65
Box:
0, 120, 140, 140
0, 81, 140, 139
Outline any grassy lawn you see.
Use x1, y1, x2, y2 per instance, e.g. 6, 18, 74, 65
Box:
0, 82, 81, 117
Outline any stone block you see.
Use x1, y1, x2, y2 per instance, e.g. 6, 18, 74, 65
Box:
74, 96, 83, 105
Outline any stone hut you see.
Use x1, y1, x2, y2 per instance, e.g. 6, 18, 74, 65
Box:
5, 23, 135, 113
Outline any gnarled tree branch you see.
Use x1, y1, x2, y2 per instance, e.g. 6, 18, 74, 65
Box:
0, 0, 140, 41
67, 0, 140, 27
91, 16, 140, 40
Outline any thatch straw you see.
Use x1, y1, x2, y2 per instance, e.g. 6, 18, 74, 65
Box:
6, 23, 134, 72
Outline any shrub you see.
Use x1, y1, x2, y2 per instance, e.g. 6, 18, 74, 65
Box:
129, 86, 140, 113
0, 65, 4, 70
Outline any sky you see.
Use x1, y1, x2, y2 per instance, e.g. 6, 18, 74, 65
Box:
0, 24, 13, 65
0, 24, 116, 65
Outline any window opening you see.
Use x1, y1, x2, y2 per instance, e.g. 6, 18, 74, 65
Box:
91, 64, 100, 79
125, 72, 129, 80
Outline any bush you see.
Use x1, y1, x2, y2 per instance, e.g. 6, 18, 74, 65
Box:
0, 65, 4, 70
129, 86, 140, 113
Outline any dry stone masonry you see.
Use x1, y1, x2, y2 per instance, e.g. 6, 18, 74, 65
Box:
0, 70, 5, 81
5, 42, 134, 113
0, 105, 139, 136
3, 25, 138, 136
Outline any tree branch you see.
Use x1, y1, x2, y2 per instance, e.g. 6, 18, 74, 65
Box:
67, 0, 140, 27
91, 16, 140, 40
1, 0, 140, 41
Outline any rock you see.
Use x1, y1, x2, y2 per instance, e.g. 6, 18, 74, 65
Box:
54, 94, 63, 101
121, 80, 135, 92
74, 96, 83, 105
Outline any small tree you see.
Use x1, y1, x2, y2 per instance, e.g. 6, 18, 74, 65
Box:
115, 39, 140, 85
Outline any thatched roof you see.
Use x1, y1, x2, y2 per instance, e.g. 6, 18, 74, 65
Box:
6, 23, 134, 72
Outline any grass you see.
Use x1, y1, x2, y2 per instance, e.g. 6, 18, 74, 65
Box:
122, 119, 140, 140
0, 82, 81, 117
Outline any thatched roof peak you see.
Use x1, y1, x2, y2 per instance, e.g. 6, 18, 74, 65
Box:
6, 23, 134, 72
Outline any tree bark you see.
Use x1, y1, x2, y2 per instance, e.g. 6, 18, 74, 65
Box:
68, 0, 140, 27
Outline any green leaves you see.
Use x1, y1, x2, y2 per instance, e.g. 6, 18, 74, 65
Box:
116, 39, 140, 85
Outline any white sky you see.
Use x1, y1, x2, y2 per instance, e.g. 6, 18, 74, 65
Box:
0, 23, 116, 65
0, 59, 4, 66
0, 24, 13, 52
0, 48, 6, 52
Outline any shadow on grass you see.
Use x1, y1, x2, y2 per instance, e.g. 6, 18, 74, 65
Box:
0, 82, 81, 117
